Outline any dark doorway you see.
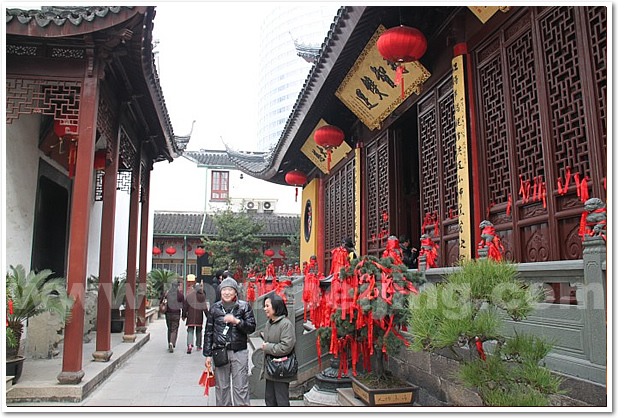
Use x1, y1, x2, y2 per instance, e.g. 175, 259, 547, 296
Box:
31, 164, 70, 277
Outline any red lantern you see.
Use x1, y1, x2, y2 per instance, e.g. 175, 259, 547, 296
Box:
165, 246, 177, 256
195, 247, 206, 257
279, 250, 286, 258
314, 125, 344, 172
285, 169, 308, 202
152, 246, 162, 256
264, 249, 275, 258
377, 26, 427, 99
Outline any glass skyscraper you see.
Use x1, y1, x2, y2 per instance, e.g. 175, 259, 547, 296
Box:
256, 4, 340, 152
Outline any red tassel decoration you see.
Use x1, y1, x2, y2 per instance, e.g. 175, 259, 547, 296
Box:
326, 149, 332, 172
574, 173, 581, 197
395, 65, 405, 99
580, 176, 589, 203
506, 194, 512, 216
68, 142, 77, 178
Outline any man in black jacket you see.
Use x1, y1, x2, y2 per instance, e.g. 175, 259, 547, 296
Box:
203, 277, 256, 406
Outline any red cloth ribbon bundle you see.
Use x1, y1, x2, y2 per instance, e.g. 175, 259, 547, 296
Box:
198, 365, 216, 396
478, 224, 504, 261
475, 336, 486, 361
419, 237, 439, 269
382, 237, 404, 265
246, 283, 256, 302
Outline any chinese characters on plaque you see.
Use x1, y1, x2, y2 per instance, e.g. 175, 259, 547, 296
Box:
301, 119, 352, 174
335, 25, 431, 131
468, 6, 511, 24
452, 54, 473, 260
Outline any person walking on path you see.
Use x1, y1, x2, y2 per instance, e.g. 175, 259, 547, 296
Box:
260, 292, 297, 406
183, 282, 208, 354
203, 277, 256, 406
164, 279, 184, 353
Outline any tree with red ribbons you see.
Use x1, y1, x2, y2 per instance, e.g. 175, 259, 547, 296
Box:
314, 254, 425, 381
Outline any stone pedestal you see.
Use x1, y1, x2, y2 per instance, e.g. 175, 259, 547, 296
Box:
303, 358, 352, 406
57, 369, 85, 384
92, 350, 113, 362
122, 334, 136, 343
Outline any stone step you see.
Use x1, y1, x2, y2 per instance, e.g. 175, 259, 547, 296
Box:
6, 375, 14, 392
337, 387, 365, 406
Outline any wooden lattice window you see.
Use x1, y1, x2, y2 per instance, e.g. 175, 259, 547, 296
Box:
324, 158, 355, 271
211, 171, 229, 201
6, 78, 81, 126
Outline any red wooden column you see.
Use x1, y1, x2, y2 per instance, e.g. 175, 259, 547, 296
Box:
123, 153, 142, 342
92, 125, 121, 362
317, 176, 325, 275
57, 65, 100, 384
136, 165, 151, 332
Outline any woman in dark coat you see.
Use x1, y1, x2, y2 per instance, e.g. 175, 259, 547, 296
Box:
260, 292, 296, 406
163, 279, 184, 353
183, 283, 208, 353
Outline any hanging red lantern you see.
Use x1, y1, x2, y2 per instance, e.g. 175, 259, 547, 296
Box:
152, 246, 162, 256
279, 250, 286, 258
285, 169, 307, 202
264, 249, 275, 258
165, 246, 177, 256
195, 247, 206, 257
377, 25, 427, 99
314, 125, 345, 172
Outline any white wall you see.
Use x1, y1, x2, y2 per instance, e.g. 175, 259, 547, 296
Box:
5, 114, 41, 270
149, 156, 206, 212
149, 154, 301, 215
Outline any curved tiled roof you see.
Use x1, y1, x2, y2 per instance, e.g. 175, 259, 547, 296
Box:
6, 6, 190, 162
6, 6, 129, 28
153, 211, 299, 238
184, 150, 236, 167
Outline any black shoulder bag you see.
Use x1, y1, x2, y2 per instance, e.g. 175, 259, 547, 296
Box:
265, 350, 298, 378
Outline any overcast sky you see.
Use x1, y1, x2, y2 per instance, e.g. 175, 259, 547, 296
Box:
152, 2, 268, 152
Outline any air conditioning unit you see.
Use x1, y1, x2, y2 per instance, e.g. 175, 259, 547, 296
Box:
262, 201, 276, 212
245, 200, 258, 210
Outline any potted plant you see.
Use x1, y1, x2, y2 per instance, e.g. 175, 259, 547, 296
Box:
407, 259, 564, 406
110, 274, 127, 333
6, 265, 74, 383
315, 255, 425, 406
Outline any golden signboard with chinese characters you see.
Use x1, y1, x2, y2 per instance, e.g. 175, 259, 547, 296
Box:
335, 25, 431, 131
301, 119, 352, 174
452, 54, 473, 260
468, 6, 511, 24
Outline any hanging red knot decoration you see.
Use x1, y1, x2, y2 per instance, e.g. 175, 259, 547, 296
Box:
54, 118, 79, 178
152, 246, 162, 256
314, 125, 345, 172
285, 169, 307, 202
264, 249, 275, 258
377, 25, 427, 99
165, 246, 177, 256
195, 247, 206, 257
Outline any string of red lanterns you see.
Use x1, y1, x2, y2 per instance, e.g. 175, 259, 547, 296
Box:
377, 25, 427, 99
314, 125, 345, 172
165, 246, 177, 256
264, 249, 275, 258
152, 246, 162, 256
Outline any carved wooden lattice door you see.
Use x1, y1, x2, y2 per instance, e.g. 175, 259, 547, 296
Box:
474, 6, 607, 262
417, 77, 460, 266
324, 157, 356, 273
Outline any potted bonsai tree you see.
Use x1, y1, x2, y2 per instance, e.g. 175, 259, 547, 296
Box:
6, 264, 74, 383
407, 259, 563, 406
315, 254, 425, 406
